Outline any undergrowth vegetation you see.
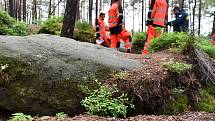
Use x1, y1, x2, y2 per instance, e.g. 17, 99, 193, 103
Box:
163, 59, 192, 74
39, 17, 95, 43
149, 32, 190, 53
195, 36, 215, 59
132, 32, 147, 53
0, 11, 27, 36
81, 80, 134, 117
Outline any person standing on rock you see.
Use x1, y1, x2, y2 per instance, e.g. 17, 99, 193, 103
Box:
142, 0, 168, 55
95, 12, 111, 47
108, 0, 132, 53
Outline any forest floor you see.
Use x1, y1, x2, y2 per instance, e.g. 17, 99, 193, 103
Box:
2, 50, 215, 121
33, 50, 215, 121
34, 112, 215, 121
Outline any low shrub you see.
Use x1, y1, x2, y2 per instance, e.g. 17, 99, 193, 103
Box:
38, 17, 63, 35
81, 80, 134, 117
73, 21, 95, 43
0, 11, 27, 36
132, 32, 147, 54
149, 32, 190, 53
163, 59, 192, 74
195, 36, 215, 59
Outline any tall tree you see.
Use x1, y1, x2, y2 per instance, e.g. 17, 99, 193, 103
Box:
9, 0, 15, 17
89, 0, 93, 24
198, 0, 202, 35
212, 11, 215, 35
18, 0, 22, 21
48, 0, 52, 18
61, 0, 79, 38
32, 0, 37, 23
23, 0, 26, 22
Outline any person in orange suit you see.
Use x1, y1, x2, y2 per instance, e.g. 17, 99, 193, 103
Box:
142, 0, 168, 55
108, 0, 131, 53
95, 12, 111, 47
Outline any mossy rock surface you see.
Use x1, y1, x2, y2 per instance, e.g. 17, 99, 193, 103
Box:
0, 34, 142, 115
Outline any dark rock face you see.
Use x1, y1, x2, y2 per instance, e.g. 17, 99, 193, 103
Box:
0, 34, 142, 115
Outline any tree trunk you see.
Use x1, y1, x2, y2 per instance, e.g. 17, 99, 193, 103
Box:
198, 0, 202, 35
192, 0, 197, 34
57, 0, 60, 17
212, 11, 215, 35
23, 0, 26, 22
48, 0, 52, 18
76, 1, 80, 21
89, 0, 93, 24
9, 0, 14, 17
60, 0, 79, 38
99, 0, 102, 11
52, 0, 55, 16
18, 0, 22, 21
32, 0, 37, 24
4, 0, 7, 11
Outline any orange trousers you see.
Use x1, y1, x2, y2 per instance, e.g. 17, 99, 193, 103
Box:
110, 28, 131, 49
142, 25, 162, 55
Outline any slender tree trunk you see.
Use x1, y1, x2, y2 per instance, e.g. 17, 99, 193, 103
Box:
212, 11, 215, 35
61, 0, 79, 38
89, 0, 93, 24
32, 0, 37, 24
76, 1, 80, 21
57, 0, 60, 17
23, 0, 26, 22
198, 0, 202, 35
48, 0, 52, 18
18, 0, 22, 21
4, 0, 7, 11
52, 0, 55, 16
9, 0, 14, 17
15, 0, 18, 20
99, 0, 102, 11
192, 0, 197, 34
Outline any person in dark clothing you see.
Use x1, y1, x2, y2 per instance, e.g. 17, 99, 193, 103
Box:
167, 6, 189, 32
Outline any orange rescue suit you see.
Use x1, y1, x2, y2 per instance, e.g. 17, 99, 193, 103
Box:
108, 2, 131, 51
143, 0, 168, 55
97, 17, 110, 46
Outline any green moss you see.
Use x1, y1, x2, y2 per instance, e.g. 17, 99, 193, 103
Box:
197, 89, 215, 112
0, 55, 113, 115
161, 93, 188, 115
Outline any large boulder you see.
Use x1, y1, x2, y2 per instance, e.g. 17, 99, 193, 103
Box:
0, 34, 143, 115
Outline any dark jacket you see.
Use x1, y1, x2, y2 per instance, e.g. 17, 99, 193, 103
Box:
170, 9, 189, 32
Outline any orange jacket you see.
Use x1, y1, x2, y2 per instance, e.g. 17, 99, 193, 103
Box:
108, 2, 120, 28
98, 17, 109, 36
148, 0, 168, 27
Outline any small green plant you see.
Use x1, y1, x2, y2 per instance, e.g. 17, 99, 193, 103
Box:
163, 59, 192, 74
161, 93, 188, 115
81, 81, 134, 117
149, 32, 190, 53
197, 89, 215, 112
9, 113, 33, 121
132, 32, 147, 54
55, 112, 67, 120
114, 71, 128, 80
